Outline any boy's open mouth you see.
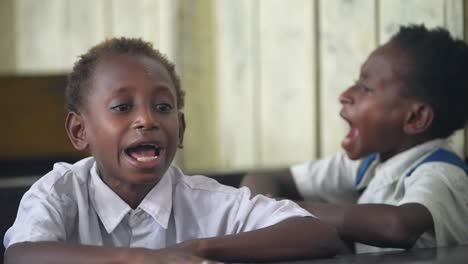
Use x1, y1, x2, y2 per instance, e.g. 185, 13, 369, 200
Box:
125, 144, 161, 162
344, 127, 359, 142
341, 118, 359, 149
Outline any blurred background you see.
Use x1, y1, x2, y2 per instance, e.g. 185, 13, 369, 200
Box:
0, 1, 467, 260
0, 0, 467, 177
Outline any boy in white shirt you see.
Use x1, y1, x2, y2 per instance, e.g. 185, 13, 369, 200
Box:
4, 38, 343, 263
242, 24, 468, 253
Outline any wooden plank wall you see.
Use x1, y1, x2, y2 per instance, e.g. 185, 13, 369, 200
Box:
177, 0, 219, 170
319, 0, 377, 157
0, 0, 15, 73
206, 0, 467, 172
5, 0, 176, 74
1, 0, 466, 173
0, 0, 177, 160
215, 0, 257, 170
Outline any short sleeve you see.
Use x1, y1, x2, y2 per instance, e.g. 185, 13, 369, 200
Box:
398, 162, 468, 246
230, 187, 312, 233
3, 185, 73, 249
290, 152, 361, 203
174, 175, 314, 239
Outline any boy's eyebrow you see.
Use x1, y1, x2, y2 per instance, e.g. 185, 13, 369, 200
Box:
154, 85, 177, 101
112, 86, 131, 94
110, 84, 172, 93
154, 84, 173, 92
109, 85, 130, 96
109, 85, 177, 101
357, 64, 366, 78
359, 67, 368, 79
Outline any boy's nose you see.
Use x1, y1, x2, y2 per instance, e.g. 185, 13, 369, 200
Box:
339, 87, 353, 105
133, 109, 159, 131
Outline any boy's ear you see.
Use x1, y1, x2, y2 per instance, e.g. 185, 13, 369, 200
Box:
403, 102, 434, 135
65, 112, 89, 151
178, 112, 186, 147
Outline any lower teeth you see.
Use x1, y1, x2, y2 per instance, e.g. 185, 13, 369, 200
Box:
137, 156, 158, 162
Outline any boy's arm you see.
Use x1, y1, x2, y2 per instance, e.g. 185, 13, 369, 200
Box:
297, 202, 433, 249
174, 216, 345, 262
5, 218, 343, 263
4, 242, 213, 264
240, 168, 303, 200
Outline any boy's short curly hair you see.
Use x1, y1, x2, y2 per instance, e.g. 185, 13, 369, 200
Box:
390, 24, 468, 139
66, 37, 184, 112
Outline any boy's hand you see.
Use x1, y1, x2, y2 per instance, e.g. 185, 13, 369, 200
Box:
133, 247, 222, 264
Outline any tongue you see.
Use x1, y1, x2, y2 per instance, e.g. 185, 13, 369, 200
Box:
342, 128, 359, 147
129, 147, 157, 159
347, 127, 359, 139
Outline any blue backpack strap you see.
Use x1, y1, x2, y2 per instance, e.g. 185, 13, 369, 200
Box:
406, 148, 468, 177
356, 153, 378, 186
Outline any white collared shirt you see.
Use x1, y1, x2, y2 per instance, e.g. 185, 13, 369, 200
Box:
291, 139, 468, 253
4, 158, 311, 249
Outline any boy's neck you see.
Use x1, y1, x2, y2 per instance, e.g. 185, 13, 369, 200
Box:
116, 185, 154, 209
379, 134, 436, 162
98, 174, 156, 209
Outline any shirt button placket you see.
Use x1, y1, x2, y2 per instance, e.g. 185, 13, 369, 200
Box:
129, 210, 149, 248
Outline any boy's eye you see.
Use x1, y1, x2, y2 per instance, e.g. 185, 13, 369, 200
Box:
155, 103, 173, 113
361, 84, 372, 93
355, 81, 372, 93
111, 104, 132, 112
354, 78, 373, 94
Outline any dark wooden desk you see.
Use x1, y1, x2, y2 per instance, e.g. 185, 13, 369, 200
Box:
244, 245, 468, 264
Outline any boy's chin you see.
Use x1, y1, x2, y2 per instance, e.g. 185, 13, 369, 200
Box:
128, 173, 164, 185
344, 149, 365, 160
123, 165, 166, 183
346, 153, 362, 160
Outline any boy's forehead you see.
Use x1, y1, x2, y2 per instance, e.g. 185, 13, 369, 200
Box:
360, 49, 393, 79
97, 54, 171, 76
78, 54, 180, 108
361, 42, 412, 79
91, 54, 175, 90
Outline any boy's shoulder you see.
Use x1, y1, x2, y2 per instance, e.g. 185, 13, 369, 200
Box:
171, 166, 244, 195
28, 157, 95, 197
357, 139, 466, 187
407, 149, 468, 191
406, 148, 468, 177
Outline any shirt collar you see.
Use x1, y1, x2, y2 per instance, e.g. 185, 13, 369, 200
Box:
138, 166, 174, 229
89, 163, 131, 233
377, 138, 450, 180
89, 162, 175, 233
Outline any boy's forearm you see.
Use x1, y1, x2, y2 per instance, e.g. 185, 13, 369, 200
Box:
4, 242, 133, 264
297, 202, 432, 249
240, 169, 302, 200
296, 201, 347, 229
5, 241, 219, 264
180, 217, 342, 262
340, 203, 432, 248
4, 217, 342, 263
241, 172, 283, 197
